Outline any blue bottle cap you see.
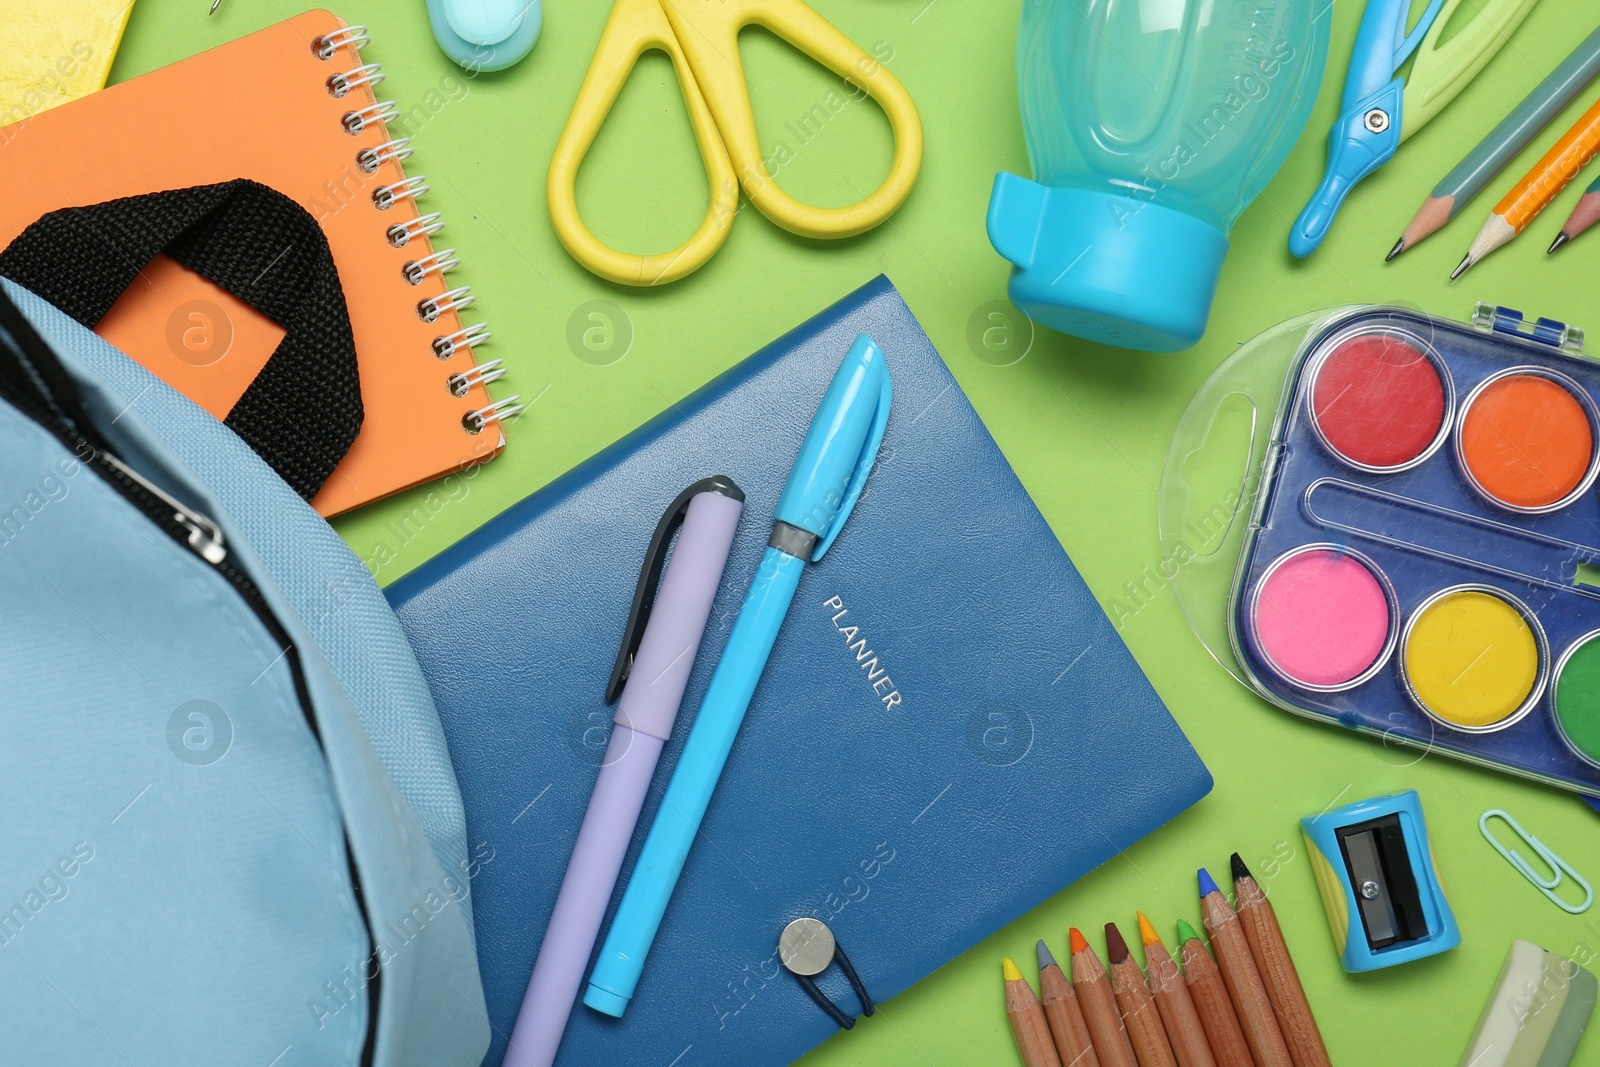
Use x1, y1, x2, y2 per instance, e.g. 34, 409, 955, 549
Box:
987, 173, 1229, 352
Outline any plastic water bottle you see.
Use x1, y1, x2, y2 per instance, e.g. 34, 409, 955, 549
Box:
987, 0, 1331, 352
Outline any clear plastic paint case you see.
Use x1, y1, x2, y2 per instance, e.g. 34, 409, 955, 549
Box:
1160, 303, 1600, 793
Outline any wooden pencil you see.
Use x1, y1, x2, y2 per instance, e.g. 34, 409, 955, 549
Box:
1176, 920, 1254, 1067
1106, 923, 1177, 1067
1231, 854, 1332, 1067
1199, 868, 1293, 1067
1136, 914, 1216, 1067
1453, 94, 1600, 278
1389, 26, 1600, 260
1069, 927, 1140, 1067
1038, 939, 1102, 1067
1550, 172, 1600, 251
1006, 957, 1064, 1067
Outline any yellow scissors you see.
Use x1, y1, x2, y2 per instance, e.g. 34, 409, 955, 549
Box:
548, 0, 924, 286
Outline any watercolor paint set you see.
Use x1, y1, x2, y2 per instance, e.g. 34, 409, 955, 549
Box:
1162, 304, 1600, 793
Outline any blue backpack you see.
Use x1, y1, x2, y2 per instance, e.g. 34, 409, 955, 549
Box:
0, 277, 489, 1065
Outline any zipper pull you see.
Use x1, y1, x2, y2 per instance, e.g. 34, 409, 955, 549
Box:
179, 513, 228, 565
101, 453, 228, 565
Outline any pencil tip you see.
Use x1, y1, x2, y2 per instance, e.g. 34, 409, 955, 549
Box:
1549, 232, 1571, 255
1037, 939, 1056, 971
1386, 237, 1406, 262
1137, 911, 1159, 947
1230, 852, 1252, 882
1003, 957, 1023, 982
1105, 922, 1130, 965
1069, 927, 1088, 954
1198, 867, 1220, 897
1175, 918, 1201, 945
1450, 253, 1473, 281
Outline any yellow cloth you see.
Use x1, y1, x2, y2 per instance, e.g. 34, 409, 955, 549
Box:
0, 1, 134, 128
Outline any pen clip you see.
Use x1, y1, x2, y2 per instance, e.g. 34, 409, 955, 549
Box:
812, 363, 892, 562
606, 475, 744, 703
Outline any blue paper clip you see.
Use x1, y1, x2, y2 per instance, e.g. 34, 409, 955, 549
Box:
1480, 809, 1593, 914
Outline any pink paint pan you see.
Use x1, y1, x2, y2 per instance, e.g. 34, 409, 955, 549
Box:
1249, 545, 1396, 692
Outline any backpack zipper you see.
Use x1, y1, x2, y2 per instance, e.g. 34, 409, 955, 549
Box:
84, 441, 381, 1064
89, 447, 328, 741
8, 386, 382, 1065
100, 452, 228, 564
1, 294, 380, 1063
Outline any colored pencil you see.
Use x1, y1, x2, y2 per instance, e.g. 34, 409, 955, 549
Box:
1069, 927, 1140, 1067
1106, 922, 1177, 1067
1231, 854, 1332, 1067
1550, 171, 1600, 251
1453, 95, 1600, 278
1137, 914, 1216, 1067
1389, 25, 1600, 260
1199, 868, 1293, 1067
1039, 939, 1102, 1067
1006, 957, 1065, 1067
1176, 920, 1253, 1067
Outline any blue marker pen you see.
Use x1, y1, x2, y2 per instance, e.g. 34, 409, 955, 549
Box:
583, 334, 892, 1018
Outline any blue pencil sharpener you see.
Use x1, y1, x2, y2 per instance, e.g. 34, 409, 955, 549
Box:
1300, 790, 1460, 972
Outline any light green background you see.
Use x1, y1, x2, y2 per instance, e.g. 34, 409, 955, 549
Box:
108, 0, 1600, 1062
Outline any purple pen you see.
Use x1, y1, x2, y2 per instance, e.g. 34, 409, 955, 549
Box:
505, 477, 744, 1067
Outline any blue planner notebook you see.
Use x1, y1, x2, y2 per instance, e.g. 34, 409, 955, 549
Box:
386, 276, 1212, 1067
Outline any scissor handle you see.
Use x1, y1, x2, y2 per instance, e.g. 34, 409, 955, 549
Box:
665, 0, 924, 240
547, 0, 741, 285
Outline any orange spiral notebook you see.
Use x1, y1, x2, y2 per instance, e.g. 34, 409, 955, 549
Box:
0, 10, 514, 516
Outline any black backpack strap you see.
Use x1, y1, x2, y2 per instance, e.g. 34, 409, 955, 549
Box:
0, 179, 362, 500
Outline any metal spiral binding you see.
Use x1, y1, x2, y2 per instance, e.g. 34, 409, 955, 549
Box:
464, 397, 525, 434
357, 137, 414, 174
341, 100, 398, 135
448, 359, 507, 397
418, 287, 475, 323
313, 26, 371, 59
317, 25, 502, 440
433, 322, 492, 360
373, 175, 431, 210
388, 212, 444, 249
327, 62, 386, 98
402, 249, 459, 285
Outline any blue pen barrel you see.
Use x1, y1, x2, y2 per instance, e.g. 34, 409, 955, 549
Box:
584, 545, 807, 1015
585, 334, 891, 1018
